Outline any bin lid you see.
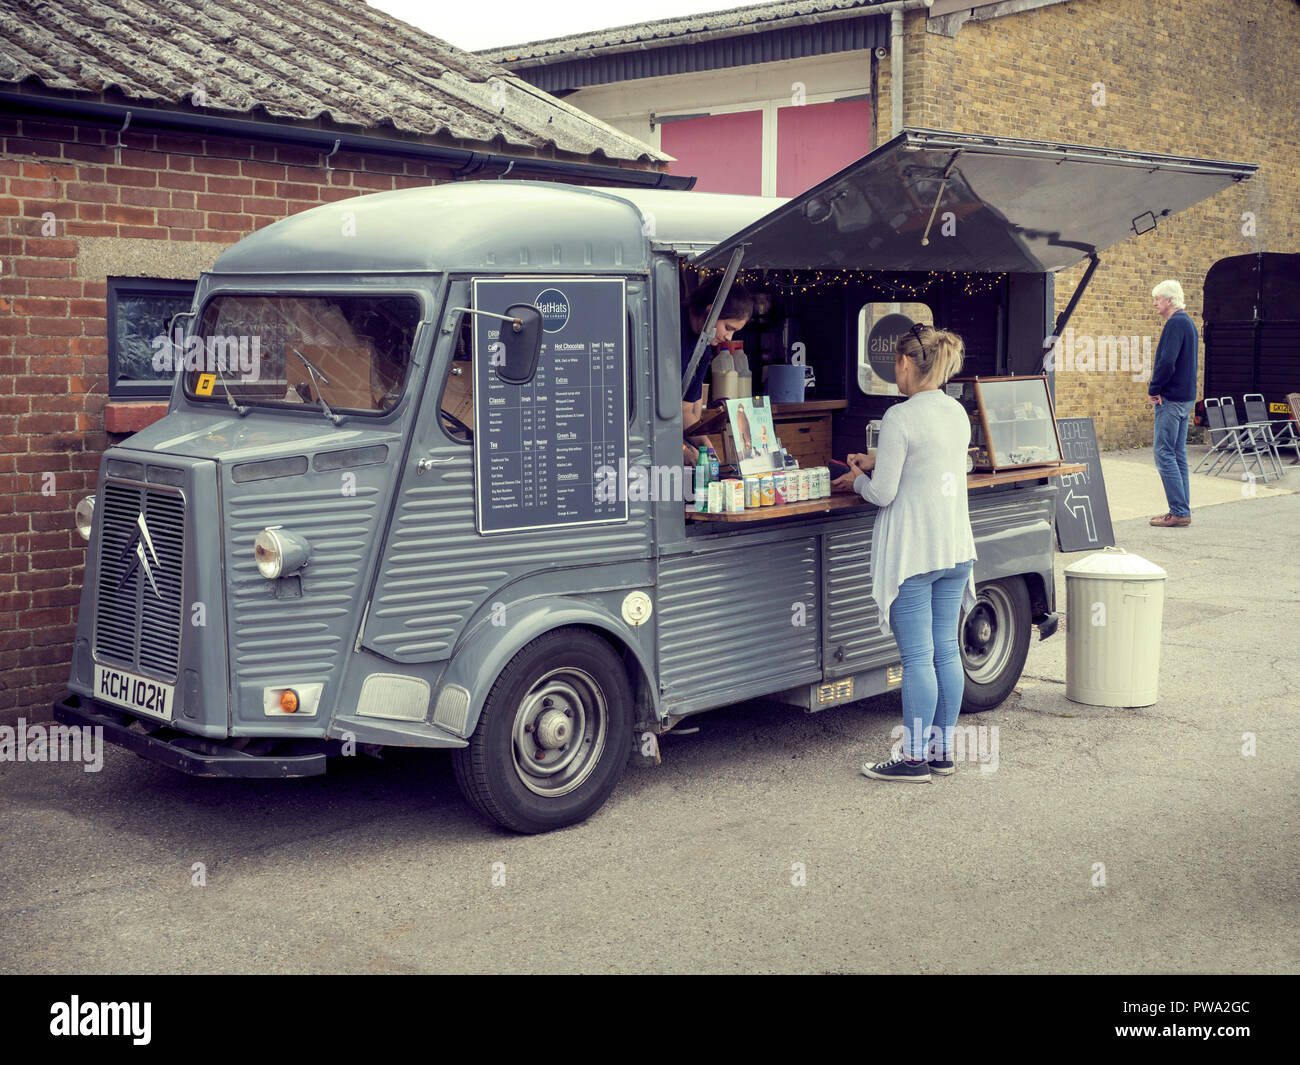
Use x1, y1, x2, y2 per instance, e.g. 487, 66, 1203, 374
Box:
1065, 547, 1166, 580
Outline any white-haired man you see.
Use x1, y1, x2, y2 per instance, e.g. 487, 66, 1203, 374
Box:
1147, 280, 1198, 527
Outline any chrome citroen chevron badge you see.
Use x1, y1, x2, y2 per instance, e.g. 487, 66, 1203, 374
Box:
119, 512, 162, 598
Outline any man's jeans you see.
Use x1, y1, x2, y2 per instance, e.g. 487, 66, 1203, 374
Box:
1153, 398, 1194, 518
888, 559, 975, 761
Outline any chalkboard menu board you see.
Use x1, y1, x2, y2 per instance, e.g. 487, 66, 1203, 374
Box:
472, 278, 628, 535
1053, 417, 1115, 551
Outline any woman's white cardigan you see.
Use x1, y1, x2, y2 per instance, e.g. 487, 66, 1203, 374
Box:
852, 389, 978, 636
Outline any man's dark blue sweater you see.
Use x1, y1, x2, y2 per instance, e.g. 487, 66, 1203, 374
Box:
1148, 309, 1198, 402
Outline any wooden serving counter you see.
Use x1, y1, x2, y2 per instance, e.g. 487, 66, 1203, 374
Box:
684, 463, 1086, 522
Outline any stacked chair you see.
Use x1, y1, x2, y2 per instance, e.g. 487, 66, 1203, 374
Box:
1243, 393, 1300, 466
1194, 396, 1284, 481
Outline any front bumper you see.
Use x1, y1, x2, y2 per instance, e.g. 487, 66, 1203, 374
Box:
53, 692, 329, 778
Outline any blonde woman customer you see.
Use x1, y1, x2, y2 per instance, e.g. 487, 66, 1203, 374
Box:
832, 323, 977, 782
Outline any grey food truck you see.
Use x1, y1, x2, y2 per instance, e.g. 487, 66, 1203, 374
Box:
55, 129, 1255, 833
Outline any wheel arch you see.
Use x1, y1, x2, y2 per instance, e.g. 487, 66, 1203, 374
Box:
438, 597, 659, 740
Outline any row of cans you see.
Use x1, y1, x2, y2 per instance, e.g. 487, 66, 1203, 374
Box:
706, 467, 831, 513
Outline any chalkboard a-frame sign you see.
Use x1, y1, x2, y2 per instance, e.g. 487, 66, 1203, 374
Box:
1053, 416, 1115, 551
472, 277, 629, 535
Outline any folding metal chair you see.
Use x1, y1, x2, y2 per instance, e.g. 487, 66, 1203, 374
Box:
1244, 392, 1300, 465
1193, 397, 1235, 475
1221, 395, 1282, 481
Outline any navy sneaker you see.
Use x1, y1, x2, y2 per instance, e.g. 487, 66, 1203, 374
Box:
861, 755, 931, 783
927, 755, 956, 776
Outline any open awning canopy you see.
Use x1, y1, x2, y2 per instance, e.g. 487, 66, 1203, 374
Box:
692, 128, 1257, 274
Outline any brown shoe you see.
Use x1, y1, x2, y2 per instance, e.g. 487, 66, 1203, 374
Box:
1150, 512, 1191, 527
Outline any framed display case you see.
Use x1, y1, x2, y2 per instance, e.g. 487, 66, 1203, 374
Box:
954, 375, 1064, 471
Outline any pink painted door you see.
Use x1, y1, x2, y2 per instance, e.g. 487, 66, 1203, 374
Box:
776, 99, 873, 198
660, 110, 763, 195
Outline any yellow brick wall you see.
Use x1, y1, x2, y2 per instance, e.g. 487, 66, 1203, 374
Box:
878, 0, 1298, 447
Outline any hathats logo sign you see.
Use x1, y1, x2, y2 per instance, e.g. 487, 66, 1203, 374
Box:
534, 288, 570, 333
865, 313, 918, 385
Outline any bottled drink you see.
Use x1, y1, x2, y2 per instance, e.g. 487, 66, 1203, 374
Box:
694, 445, 710, 511
707, 446, 720, 482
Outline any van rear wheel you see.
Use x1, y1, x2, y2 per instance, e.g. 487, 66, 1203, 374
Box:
452, 628, 633, 834
959, 577, 1031, 713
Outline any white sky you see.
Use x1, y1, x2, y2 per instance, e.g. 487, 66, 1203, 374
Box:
365, 0, 747, 51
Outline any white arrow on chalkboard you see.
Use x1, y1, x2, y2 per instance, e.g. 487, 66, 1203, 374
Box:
1063, 488, 1097, 542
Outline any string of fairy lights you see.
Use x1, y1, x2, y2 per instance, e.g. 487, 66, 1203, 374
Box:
687, 267, 1006, 297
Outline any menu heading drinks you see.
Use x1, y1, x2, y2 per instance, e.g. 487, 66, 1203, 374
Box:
472, 277, 628, 535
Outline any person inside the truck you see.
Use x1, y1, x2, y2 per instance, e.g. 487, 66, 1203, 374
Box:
841, 322, 978, 785
681, 277, 753, 463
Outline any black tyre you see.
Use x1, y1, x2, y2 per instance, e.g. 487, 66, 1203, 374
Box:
959, 577, 1032, 713
451, 628, 634, 834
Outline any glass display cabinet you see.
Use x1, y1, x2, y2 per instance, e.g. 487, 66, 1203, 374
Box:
954, 375, 1064, 471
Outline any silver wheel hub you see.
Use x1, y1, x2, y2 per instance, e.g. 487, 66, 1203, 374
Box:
535, 707, 572, 749
961, 586, 1016, 685
511, 669, 608, 797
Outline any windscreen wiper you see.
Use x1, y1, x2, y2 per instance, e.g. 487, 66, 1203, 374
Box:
208, 360, 250, 417
291, 347, 343, 425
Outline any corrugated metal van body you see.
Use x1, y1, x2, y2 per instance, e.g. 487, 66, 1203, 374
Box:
656, 535, 821, 711
361, 277, 656, 665
822, 515, 895, 676
222, 452, 398, 730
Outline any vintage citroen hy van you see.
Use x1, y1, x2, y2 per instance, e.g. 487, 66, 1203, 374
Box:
55, 129, 1254, 832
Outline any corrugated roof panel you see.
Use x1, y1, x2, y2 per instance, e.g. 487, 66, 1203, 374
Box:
481, 0, 888, 63
512, 17, 887, 92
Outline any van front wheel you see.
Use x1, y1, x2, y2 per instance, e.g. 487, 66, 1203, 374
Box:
959, 577, 1031, 713
452, 629, 633, 834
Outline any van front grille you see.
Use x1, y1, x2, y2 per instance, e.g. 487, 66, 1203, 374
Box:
93, 481, 186, 680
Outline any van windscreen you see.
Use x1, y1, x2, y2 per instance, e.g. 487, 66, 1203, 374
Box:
184, 294, 421, 413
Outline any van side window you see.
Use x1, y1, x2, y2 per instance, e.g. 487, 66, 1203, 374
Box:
440, 305, 635, 441
438, 314, 474, 443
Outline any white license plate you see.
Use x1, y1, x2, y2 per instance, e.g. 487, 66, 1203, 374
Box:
94, 664, 176, 722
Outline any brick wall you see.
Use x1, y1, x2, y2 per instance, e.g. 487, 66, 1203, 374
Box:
877, 0, 1298, 447
0, 113, 642, 723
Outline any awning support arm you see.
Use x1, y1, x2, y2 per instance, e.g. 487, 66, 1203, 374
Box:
681, 245, 746, 394
1047, 253, 1101, 352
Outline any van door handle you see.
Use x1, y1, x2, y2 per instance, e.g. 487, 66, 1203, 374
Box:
416, 457, 455, 474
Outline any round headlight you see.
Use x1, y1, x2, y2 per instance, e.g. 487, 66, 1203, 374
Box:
75, 495, 95, 541
254, 528, 284, 579
254, 526, 311, 580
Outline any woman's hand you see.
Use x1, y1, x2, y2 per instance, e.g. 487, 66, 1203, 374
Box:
847, 452, 876, 473
831, 470, 859, 492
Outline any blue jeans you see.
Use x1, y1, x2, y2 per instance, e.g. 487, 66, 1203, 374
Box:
1153, 398, 1194, 518
888, 559, 975, 761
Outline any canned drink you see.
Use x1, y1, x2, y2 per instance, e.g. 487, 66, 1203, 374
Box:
810, 467, 828, 497
795, 469, 809, 501
707, 480, 723, 514
772, 471, 788, 505
722, 478, 745, 512
743, 474, 762, 509
759, 473, 775, 506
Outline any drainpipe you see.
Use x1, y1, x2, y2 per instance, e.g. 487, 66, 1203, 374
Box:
872, 0, 934, 139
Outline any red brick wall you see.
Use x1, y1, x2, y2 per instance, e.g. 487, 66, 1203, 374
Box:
0, 113, 571, 722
